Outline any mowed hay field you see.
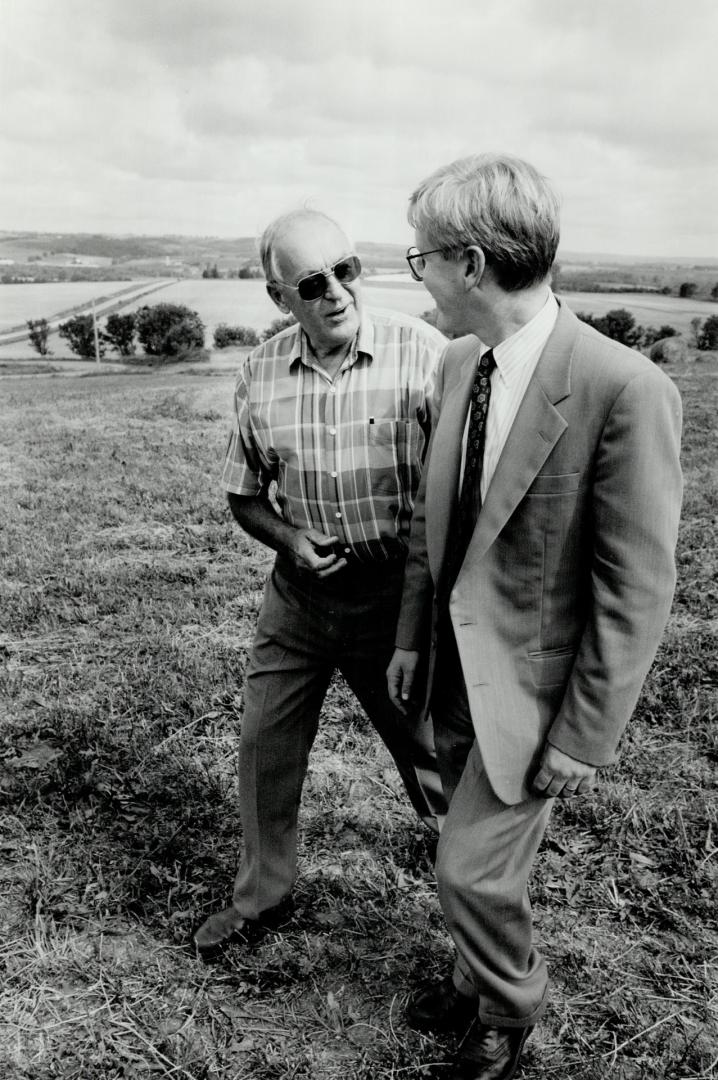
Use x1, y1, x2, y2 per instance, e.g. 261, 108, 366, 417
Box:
0, 360, 716, 1080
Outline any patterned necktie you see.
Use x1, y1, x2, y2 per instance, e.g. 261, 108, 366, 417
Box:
447, 348, 496, 590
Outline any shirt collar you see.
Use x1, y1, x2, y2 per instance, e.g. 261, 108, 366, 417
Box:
479, 290, 559, 384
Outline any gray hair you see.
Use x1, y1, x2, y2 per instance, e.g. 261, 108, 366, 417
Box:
408, 154, 560, 291
259, 208, 346, 282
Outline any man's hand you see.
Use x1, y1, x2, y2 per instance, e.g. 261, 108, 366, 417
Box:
387, 648, 421, 715
288, 528, 347, 578
531, 745, 597, 799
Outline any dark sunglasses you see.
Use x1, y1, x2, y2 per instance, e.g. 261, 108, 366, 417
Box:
274, 254, 362, 302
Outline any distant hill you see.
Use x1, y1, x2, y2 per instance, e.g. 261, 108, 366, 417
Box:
1, 232, 716, 296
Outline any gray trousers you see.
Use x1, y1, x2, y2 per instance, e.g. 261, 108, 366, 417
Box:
432, 624, 553, 1028
231, 556, 447, 920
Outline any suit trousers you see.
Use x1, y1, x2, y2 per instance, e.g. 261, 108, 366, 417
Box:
431, 621, 553, 1027
231, 556, 446, 920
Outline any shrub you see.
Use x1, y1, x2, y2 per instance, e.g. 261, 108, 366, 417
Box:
260, 315, 297, 342
213, 323, 260, 349
698, 315, 718, 351
577, 308, 643, 348
103, 312, 136, 356
58, 314, 105, 360
135, 304, 205, 358
27, 318, 51, 356
643, 324, 678, 348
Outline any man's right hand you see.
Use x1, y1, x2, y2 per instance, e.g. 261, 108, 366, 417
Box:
387, 647, 421, 714
288, 528, 347, 578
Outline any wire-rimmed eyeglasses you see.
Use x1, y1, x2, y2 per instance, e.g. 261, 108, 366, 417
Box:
406, 246, 444, 282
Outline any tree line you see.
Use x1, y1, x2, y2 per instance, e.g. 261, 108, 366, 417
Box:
25, 305, 718, 361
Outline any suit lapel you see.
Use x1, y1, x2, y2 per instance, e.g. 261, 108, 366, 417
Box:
425, 335, 481, 582
459, 303, 580, 571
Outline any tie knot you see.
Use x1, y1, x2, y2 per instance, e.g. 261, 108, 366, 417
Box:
479, 348, 496, 374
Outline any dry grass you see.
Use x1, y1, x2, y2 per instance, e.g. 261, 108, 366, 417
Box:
0, 362, 716, 1079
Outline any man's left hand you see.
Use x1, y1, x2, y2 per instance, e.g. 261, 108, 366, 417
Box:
531, 745, 597, 799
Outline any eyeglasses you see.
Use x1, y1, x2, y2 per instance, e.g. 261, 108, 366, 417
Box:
272, 254, 362, 302
406, 246, 444, 282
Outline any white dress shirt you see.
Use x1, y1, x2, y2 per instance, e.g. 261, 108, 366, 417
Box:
461, 290, 559, 501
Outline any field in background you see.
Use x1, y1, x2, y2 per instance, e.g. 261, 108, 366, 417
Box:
0, 281, 150, 331
0, 360, 715, 1079
1, 278, 716, 361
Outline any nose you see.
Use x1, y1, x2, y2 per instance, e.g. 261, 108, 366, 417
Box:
322, 271, 346, 301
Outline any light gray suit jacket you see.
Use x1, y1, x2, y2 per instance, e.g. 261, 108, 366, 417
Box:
396, 302, 683, 805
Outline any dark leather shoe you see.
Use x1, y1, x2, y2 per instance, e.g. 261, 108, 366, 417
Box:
406, 975, 478, 1034
192, 897, 294, 959
454, 1023, 533, 1080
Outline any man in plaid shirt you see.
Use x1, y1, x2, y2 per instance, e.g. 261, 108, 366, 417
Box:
194, 209, 448, 953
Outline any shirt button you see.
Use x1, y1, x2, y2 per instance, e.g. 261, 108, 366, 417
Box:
329, 427, 336, 435
329, 387, 337, 394
331, 471, 338, 478
335, 512, 342, 519
344, 547, 351, 554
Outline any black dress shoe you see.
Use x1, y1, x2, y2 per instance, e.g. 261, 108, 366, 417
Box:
406, 975, 478, 1034
453, 1022, 533, 1080
192, 897, 294, 960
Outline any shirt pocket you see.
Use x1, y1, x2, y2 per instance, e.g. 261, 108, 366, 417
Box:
367, 419, 422, 497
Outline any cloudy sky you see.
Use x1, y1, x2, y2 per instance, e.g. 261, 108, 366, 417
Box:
2, 0, 716, 257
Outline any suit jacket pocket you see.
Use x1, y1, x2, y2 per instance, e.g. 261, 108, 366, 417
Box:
526, 472, 580, 496
528, 647, 575, 687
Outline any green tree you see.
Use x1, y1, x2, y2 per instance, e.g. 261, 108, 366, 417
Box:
679, 282, 697, 298
213, 323, 260, 348
59, 314, 105, 360
135, 303, 205, 358
27, 318, 51, 356
103, 312, 136, 356
689, 317, 703, 346
260, 315, 298, 342
577, 308, 643, 347
711, 282, 718, 301
698, 315, 718, 350
642, 324, 678, 348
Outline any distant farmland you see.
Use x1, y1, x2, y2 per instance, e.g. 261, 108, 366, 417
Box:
1, 277, 716, 358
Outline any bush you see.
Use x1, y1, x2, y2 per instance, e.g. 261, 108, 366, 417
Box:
643, 324, 678, 348
260, 315, 297, 342
213, 323, 260, 349
58, 314, 105, 360
698, 315, 718, 351
135, 304, 205, 358
103, 312, 136, 356
27, 318, 51, 356
577, 308, 643, 348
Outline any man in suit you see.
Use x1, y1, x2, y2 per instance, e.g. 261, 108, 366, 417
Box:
387, 154, 682, 1080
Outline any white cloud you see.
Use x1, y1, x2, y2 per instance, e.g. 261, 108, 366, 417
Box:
0, 0, 716, 255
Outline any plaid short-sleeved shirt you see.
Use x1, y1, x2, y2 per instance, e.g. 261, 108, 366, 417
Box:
221, 307, 446, 563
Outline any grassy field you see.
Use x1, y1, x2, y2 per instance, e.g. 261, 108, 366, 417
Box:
0, 359, 716, 1079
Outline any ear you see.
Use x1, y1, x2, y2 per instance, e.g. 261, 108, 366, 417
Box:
463, 246, 486, 291
266, 282, 290, 313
